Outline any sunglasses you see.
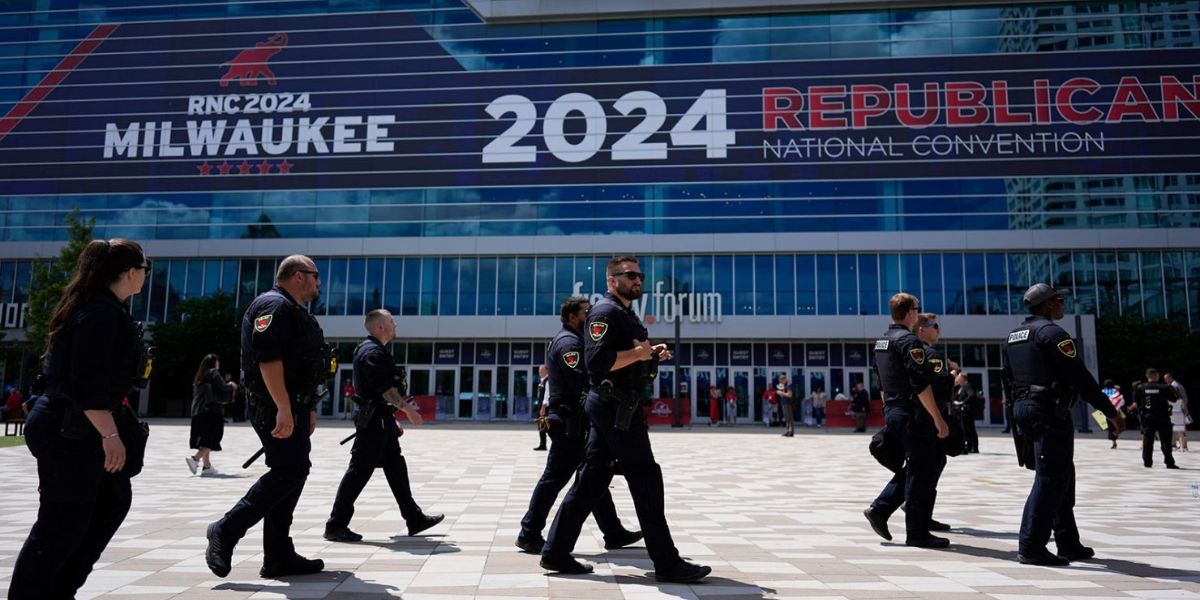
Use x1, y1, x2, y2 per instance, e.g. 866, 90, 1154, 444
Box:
612, 271, 645, 282
298, 269, 321, 280
919, 322, 939, 330
135, 260, 152, 272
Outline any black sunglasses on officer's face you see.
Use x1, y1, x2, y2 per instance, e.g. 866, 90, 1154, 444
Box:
612, 271, 645, 282
919, 322, 939, 330
134, 260, 152, 272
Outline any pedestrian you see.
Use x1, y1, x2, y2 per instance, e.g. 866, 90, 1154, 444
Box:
324, 309, 443, 542
533, 365, 549, 450
953, 372, 980, 453
1135, 368, 1179, 469
1002, 283, 1123, 566
540, 256, 710, 583
724, 385, 738, 426
762, 386, 776, 427
1101, 379, 1125, 449
708, 384, 721, 426
188, 353, 237, 476
341, 379, 355, 420
812, 386, 827, 428
777, 375, 795, 437
2, 386, 23, 420
1164, 372, 1189, 451
8, 239, 151, 599
205, 255, 330, 579
863, 293, 952, 549
851, 382, 870, 432
516, 295, 641, 555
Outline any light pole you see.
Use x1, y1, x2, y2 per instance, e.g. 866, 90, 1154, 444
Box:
672, 296, 684, 428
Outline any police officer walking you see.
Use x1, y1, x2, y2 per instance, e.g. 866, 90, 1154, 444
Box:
516, 295, 641, 554
206, 255, 330, 579
863, 294, 951, 549
541, 256, 710, 583
1002, 283, 1122, 566
324, 308, 444, 542
1136, 368, 1179, 469
9, 239, 151, 599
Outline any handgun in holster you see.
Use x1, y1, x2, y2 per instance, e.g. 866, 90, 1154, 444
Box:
562, 390, 588, 440
1002, 375, 1037, 471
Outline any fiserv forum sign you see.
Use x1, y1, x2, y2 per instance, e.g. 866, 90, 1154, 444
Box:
0, 11, 1197, 195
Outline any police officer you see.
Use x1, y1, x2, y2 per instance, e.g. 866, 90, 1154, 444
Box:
9, 239, 151, 599
516, 295, 641, 554
1135, 368, 1179, 469
533, 364, 549, 450
324, 308, 444, 542
206, 255, 329, 579
541, 256, 710, 583
1003, 283, 1122, 566
863, 294, 951, 549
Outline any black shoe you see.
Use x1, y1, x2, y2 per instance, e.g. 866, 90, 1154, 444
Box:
260, 554, 324, 578
864, 508, 892, 541
603, 530, 643, 550
1111, 441, 1117, 449
533, 446, 547, 451
407, 513, 445, 536
905, 535, 950, 548
540, 554, 594, 574
1056, 545, 1095, 561
1145, 463, 1153, 468
323, 525, 363, 543
929, 519, 951, 532
1166, 464, 1180, 469
655, 560, 712, 583
205, 521, 235, 578
1019, 547, 1070, 566
515, 535, 545, 554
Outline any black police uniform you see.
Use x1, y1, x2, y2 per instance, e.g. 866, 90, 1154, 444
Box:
953, 381, 980, 453
327, 336, 439, 536
533, 376, 548, 450
1003, 315, 1119, 558
9, 291, 142, 599
1135, 381, 1178, 468
208, 286, 326, 576
518, 325, 635, 550
866, 324, 943, 544
543, 293, 706, 581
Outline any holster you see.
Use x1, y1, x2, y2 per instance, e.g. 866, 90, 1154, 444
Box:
249, 392, 277, 429
354, 400, 377, 431
601, 385, 641, 432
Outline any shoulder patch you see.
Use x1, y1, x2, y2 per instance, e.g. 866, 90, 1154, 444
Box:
874, 339, 890, 351
254, 313, 273, 333
563, 351, 580, 369
909, 348, 925, 365
589, 321, 608, 342
1008, 329, 1031, 344
930, 357, 944, 374
1056, 339, 1077, 358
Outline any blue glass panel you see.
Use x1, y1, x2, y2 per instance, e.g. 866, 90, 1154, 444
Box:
733, 255, 753, 316
575, 256, 597, 297
185, 259, 203, 298
694, 255, 714, 294
1007, 254, 1028, 315
498, 257, 516, 316
347, 258, 367, 316
366, 258, 384, 312
1141, 251, 1164, 319
0, 262, 13, 303
921, 254, 943, 314
203, 260, 221, 296
516, 257, 535, 316
775, 254, 795, 316
796, 254, 816, 315
1096, 252, 1120, 318
1118, 252, 1141, 318
984, 253, 1007, 315
902, 254, 922, 301
555, 256, 575, 307
535, 257, 555, 315
420, 257, 439, 316
1074, 253, 1097, 316
439, 258, 459, 316
964, 254, 985, 315
166, 259, 186, 321
755, 255, 774, 315
326, 258, 348, 316
715, 255, 733, 315
1189, 252, 1200, 329
943, 253, 965, 315
478, 257, 497, 316
458, 257, 477, 316
1050, 253, 1074, 314
384, 258, 403, 314
12, 261, 30, 304
858, 254, 879, 315
1164, 251, 1188, 325
817, 255, 836, 315
838, 254, 858, 315
402, 257, 421, 316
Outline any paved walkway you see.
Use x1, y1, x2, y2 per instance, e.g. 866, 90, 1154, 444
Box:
0, 421, 1197, 599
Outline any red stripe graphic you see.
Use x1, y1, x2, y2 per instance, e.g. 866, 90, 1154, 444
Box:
0, 23, 118, 144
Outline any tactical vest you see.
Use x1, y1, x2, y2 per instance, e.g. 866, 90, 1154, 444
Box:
874, 326, 917, 398
1004, 318, 1053, 390
1139, 382, 1172, 418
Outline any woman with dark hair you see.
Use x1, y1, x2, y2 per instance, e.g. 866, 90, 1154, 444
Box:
188, 353, 237, 476
8, 238, 150, 600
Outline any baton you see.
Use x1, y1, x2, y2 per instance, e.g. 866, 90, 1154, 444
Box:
340, 432, 357, 445
242, 446, 265, 469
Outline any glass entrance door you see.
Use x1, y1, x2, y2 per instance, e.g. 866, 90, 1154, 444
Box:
512, 367, 532, 420
475, 367, 495, 420
435, 368, 456, 420
731, 369, 751, 420
694, 368, 715, 425
806, 369, 829, 426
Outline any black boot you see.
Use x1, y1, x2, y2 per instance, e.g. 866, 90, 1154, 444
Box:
603, 530, 643, 550
540, 554, 594, 574
655, 560, 712, 583
407, 513, 445, 536
260, 554, 324, 578
205, 521, 236, 578
1019, 547, 1069, 566
323, 525, 363, 543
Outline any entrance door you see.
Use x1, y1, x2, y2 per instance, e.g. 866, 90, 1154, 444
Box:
731, 369, 751, 419
408, 368, 430, 397
475, 367, 495, 420
694, 368, 715, 424
806, 368, 829, 426
458, 366, 474, 419
512, 367, 533, 420
435, 368, 456, 420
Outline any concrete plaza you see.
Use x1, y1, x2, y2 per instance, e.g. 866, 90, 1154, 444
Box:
0, 421, 1197, 599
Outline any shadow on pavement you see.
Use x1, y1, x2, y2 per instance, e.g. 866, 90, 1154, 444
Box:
346, 534, 461, 555
214, 570, 399, 597
545, 571, 776, 599
952, 526, 1020, 540
934, 544, 1200, 584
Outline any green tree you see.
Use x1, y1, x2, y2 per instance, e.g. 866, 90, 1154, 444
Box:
1096, 316, 1200, 413
149, 292, 240, 416
24, 209, 95, 357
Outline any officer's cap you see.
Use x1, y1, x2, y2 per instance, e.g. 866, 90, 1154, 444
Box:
1022, 283, 1061, 307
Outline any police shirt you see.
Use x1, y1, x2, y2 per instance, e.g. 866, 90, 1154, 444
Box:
925, 343, 955, 407
584, 293, 649, 390
546, 326, 587, 414
873, 323, 933, 402
1001, 315, 1118, 419
44, 290, 141, 411
353, 336, 398, 405
1135, 381, 1177, 422
240, 286, 326, 401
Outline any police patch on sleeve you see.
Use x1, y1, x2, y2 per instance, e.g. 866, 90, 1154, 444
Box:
254, 313, 273, 332
930, 357, 944, 374
1056, 339, 1077, 358
563, 351, 580, 369
589, 321, 608, 342
909, 348, 925, 365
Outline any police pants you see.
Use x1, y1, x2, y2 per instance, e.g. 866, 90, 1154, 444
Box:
9, 397, 133, 600
520, 413, 625, 540
215, 407, 312, 562
1013, 398, 1081, 554
1142, 417, 1175, 467
543, 391, 682, 570
328, 415, 421, 528
870, 403, 945, 540
962, 412, 979, 453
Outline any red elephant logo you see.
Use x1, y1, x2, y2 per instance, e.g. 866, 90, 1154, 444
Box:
219, 33, 288, 87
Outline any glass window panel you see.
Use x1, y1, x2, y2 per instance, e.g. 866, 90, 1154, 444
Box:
535, 257, 555, 315
516, 257, 535, 315
203, 259, 221, 296
796, 254, 816, 315
1051, 252, 1075, 314
734, 255, 753, 315
1141, 251, 1164, 319
775, 254, 795, 316
458, 257, 477, 316
12, 261, 30, 304
649, 255, 671, 298
674, 255, 693, 294
879, 253, 900, 311
439, 258, 459, 316
1029, 253, 1051, 286
1164, 251, 1187, 325
1118, 251, 1141, 318
478, 257, 498, 316
401, 257, 420, 316
366, 258, 384, 312
347, 258, 367, 316
256, 259, 275, 300
1096, 252, 1120, 318
694, 255, 714, 294
575, 256, 596, 296
944, 253, 965, 315
715, 255, 733, 314
816, 255, 836, 315
858, 254, 879, 315
1074, 253, 1097, 315
221, 260, 239, 298
186, 259, 204, 298
921, 254, 943, 314
420, 257, 439, 316
837, 254, 858, 315
0, 262, 13, 303
238, 259, 257, 315
1189, 251, 1200, 329
167, 259, 186, 321
328, 258, 348, 316
1007, 253, 1029, 314
902, 254, 922, 299
499, 257, 517, 316
755, 254, 774, 315
384, 258, 404, 314
985, 253, 1007, 315
555, 256, 575, 307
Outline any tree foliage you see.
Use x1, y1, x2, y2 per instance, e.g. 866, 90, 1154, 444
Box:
24, 209, 95, 358
149, 292, 240, 414
1096, 315, 1200, 407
